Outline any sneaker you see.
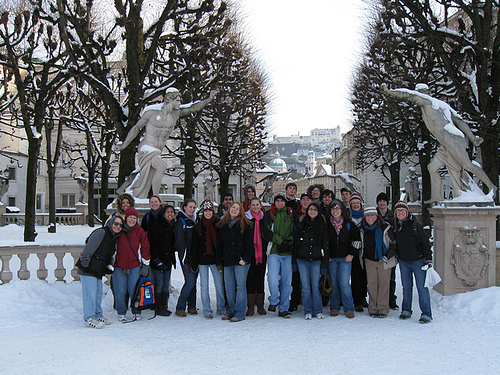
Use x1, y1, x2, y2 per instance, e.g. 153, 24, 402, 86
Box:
84, 317, 104, 329
221, 315, 232, 321
330, 310, 339, 317
230, 317, 245, 322
97, 317, 112, 325
204, 313, 213, 320
278, 311, 292, 318
305, 314, 313, 320
118, 315, 127, 323
370, 314, 378, 318
346, 311, 355, 319
419, 315, 432, 324
377, 314, 387, 319
316, 313, 325, 319
268, 304, 277, 312
133, 314, 141, 321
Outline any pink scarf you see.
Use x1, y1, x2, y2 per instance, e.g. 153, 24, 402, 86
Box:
251, 210, 264, 265
330, 216, 344, 236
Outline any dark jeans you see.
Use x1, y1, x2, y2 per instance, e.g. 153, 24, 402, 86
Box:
290, 270, 302, 308
389, 266, 397, 305
175, 261, 198, 311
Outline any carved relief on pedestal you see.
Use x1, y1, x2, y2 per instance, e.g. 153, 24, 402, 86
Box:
451, 226, 490, 287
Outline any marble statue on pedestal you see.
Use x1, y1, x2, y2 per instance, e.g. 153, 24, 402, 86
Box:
383, 83, 496, 203
117, 87, 218, 199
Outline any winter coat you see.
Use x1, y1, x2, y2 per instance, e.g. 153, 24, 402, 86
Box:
360, 221, 396, 262
174, 210, 196, 265
293, 216, 329, 268
147, 215, 176, 271
377, 207, 395, 226
191, 219, 219, 270
393, 214, 432, 262
262, 206, 296, 256
326, 217, 361, 259
245, 210, 269, 263
216, 220, 254, 267
115, 224, 151, 270
77, 220, 118, 279
141, 208, 162, 233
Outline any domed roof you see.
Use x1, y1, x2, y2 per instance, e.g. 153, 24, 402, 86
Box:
308, 150, 315, 156
269, 151, 287, 171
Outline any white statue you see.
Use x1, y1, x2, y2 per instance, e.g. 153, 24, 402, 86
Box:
74, 173, 87, 203
203, 176, 217, 202
383, 83, 496, 203
404, 167, 420, 203
117, 87, 218, 198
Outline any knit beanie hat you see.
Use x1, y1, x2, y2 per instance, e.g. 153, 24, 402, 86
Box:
363, 206, 378, 217
394, 201, 409, 214
125, 207, 139, 219
300, 192, 313, 200
349, 192, 363, 205
200, 199, 215, 212
274, 192, 287, 203
330, 199, 343, 209
376, 192, 389, 204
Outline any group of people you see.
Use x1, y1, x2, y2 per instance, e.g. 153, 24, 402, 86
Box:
76, 183, 433, 328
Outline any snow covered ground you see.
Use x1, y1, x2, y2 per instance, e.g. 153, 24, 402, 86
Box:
1, 225, 499, 374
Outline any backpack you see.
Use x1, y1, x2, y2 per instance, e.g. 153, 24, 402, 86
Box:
131, 276, 155, 311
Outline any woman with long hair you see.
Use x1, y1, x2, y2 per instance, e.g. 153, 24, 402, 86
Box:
216, 202, 254, 322
244, 197, 268, 316
191, 200, 225, 319
326, 200, 361, 319
293, 202, 329, 320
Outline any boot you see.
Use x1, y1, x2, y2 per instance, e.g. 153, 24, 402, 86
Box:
156, 292, 170, 317
256, 293, 267, 315
162, 292, 172, 316
246, 293, 255, 316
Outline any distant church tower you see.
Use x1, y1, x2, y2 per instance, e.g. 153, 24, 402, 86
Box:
305, 150, 316, 176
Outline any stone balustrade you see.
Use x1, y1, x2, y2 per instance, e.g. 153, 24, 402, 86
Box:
0, 245, 82, 284
2, 213, 83, 226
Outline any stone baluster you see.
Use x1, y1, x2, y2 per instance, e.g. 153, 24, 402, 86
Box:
17, 254, 30, 280
37, 253, 48, 281
0, 254, 13, 283
54, 253, 66, 282
70, 252, 80, 281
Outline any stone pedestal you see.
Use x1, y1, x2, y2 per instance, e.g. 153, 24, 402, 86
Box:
75, 203, 88, 225
429, 204, 500, 295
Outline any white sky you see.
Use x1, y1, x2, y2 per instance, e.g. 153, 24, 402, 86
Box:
239, 0, 371, 137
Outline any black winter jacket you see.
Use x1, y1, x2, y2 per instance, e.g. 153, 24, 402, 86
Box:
326, 218, 361, 259
293, 216, 329, 268
191, 220, 218, 270
174, 211, 196, 265
147, 216, 176, 271
216, 220, 254, 267
393, 215, 432, 262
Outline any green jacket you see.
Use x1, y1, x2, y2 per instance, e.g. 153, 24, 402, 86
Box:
262, 206, 295, 256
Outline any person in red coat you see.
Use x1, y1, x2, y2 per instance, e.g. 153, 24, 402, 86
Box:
113, 207, 151, 322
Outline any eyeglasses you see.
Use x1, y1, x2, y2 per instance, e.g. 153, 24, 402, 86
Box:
113, 222, 123, 227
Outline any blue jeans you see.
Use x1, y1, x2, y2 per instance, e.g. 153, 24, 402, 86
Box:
267, 254, 293, 313
151, 268, 171, 306
399, 259, 432, 318
113, 267, 141, 315
297, 259, 322, 316
81, 275, 104, 321
328, 258, 354, 313
176, 261, 198, 312
224, 264, 250, 319
199, 264, 226, 316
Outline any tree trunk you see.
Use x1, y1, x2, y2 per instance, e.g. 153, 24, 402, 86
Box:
388, 161, 400, 210
24, 139, 42, 242
47, 167, 56, 233
418, 126, 433, 228
183, 119, 196, 200
100, 160, 110, 222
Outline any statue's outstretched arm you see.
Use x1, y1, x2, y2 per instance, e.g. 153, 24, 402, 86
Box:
179, 89, 219, 117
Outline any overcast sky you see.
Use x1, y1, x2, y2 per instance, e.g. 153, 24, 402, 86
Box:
239, 0, 371, 137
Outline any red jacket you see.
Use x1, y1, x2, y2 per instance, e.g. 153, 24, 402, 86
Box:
115, 225, 151, 270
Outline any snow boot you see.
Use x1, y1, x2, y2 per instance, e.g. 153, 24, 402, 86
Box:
246, 293, 255, 316
155, 292, 169, 317
256, 293, 267, 315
